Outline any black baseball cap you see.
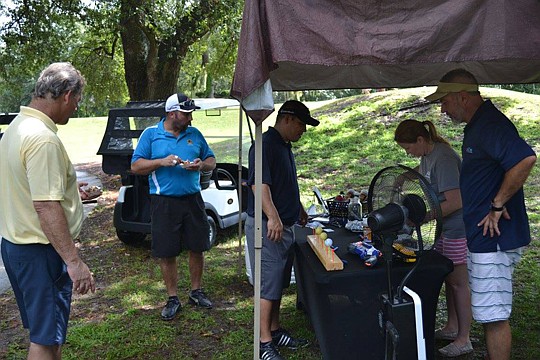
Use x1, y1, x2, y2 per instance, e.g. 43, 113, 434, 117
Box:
278, 100, 319, 126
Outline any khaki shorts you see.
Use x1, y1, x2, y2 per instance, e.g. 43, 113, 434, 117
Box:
467, 247, 523, 323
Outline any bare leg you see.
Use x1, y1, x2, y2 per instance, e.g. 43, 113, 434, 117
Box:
484, 320, 511, 360
270, 298, 282, 332
446, 264, 472, 346
188, 251, 204, 290
442, 283, 458, 333
260, 298, 276, 343
28, 343, 61, 360
159, 257, 178, 297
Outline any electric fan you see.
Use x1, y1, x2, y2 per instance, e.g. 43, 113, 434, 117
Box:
366, 164, 442, 360
367, 164, 442, 258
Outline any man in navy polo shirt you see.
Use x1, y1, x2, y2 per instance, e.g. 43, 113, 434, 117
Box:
426, 69, 536, 360
131, 93, 216, 320
245, 100, 319, 360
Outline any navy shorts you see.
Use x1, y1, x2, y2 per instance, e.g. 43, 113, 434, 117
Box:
245, 216, 294, 300
1, 238, 72, 345
150, 193, 211, 258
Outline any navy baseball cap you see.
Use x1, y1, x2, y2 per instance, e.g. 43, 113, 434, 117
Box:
278, 100, 319, 126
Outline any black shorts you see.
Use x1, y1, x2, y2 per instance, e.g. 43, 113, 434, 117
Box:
150, 193, 211, 258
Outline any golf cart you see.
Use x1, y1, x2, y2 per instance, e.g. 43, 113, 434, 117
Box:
97, 99, 248, 247
0, 113, 17, 140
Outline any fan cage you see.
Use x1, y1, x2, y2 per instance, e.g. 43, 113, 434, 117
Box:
367, 164, 442, 253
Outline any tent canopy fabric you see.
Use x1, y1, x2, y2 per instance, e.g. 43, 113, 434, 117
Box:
231, 0, 540, 124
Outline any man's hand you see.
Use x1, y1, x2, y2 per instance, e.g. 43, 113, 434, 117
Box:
298, 206, 309, 227
478, 208, 511, 237
163, 154, 181, 167
184, 158, 202, 171
67, 259, 96, 295
266, 216, 284, 242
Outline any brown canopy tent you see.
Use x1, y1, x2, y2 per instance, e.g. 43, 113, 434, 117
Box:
232, 0, 540, 123
230, 1, 540, 358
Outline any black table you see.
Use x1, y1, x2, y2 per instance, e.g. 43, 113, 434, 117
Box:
293, 225, 453, 360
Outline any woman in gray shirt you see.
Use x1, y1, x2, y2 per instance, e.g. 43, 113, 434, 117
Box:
395, 119, 473, 357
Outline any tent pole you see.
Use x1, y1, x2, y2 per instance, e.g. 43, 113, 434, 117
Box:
237, 106, 244, 276
253, 123, 263, 360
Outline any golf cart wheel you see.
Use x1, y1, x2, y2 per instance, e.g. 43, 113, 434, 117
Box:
207, 215, 217, 247
116, 230, 147, 245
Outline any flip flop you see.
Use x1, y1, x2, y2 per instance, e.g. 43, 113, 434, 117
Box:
439, 341, 473, 357
435, 328, 458, 341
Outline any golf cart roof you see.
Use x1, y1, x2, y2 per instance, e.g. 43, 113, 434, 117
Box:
97, 98, 239, 176
195, 98, 239, 110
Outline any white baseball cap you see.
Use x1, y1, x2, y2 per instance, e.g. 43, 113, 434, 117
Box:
165, 93, 200, 113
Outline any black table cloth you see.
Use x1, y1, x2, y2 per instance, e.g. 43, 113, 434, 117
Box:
293, 225, 453, 359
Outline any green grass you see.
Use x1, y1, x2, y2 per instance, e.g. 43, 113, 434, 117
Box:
1, 88, 539, 359
1, 101, 330, 167
53, 109, 252, 166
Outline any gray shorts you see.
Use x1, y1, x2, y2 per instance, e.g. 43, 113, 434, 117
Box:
245, 216, 294, 300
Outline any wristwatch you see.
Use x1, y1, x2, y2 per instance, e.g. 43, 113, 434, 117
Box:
490, 201, 505, 212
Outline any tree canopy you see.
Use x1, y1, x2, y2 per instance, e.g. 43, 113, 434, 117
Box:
2, 1, 537, 116
0, 0, 243, 115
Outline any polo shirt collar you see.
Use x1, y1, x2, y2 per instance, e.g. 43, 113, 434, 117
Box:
19, 106, 58, 134
157, 119, 168, 134
267, 126, 291, 149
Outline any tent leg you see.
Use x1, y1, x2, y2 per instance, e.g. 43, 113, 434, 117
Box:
253, 123, 263, 360
237, 107, 244, 276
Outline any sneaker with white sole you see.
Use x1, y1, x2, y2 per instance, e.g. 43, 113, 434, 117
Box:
271, 328, 309, 350
188, 288, 213, 308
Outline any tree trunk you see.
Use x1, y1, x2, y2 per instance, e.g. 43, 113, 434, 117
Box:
119, 1, 187, 101
117, 0, 237, 101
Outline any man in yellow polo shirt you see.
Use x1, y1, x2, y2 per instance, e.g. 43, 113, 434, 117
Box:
0, 62, 95, 360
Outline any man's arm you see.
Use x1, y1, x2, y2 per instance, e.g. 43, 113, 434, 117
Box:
33, 201, 95, 295
252, 184, 283, 242
478, 155, 537, 237
492, 155, 537, 207
131, 155, 181, 175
